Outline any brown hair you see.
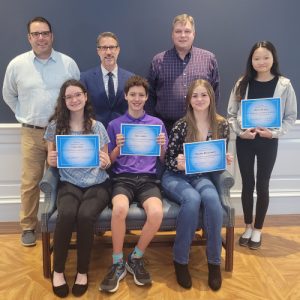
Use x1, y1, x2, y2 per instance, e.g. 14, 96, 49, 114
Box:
49, 79, 94, 135
27, 16, 52, 33
184, 79, 224, 142
124, 75, 149, 96
96, 32, 119, 47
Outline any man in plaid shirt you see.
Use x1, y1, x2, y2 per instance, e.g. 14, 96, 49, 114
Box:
147, 14, 220, 134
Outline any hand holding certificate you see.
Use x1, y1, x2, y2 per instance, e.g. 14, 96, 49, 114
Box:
183, 139, 226, 174
56, 135, 100, 168
120, 124, 162, 156
241, 97, 281, 129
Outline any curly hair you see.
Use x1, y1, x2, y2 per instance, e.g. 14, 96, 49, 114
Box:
124, 75, 149, 95
49, 79, 94, 135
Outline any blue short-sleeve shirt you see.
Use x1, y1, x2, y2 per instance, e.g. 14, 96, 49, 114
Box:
44, 120, 110, 188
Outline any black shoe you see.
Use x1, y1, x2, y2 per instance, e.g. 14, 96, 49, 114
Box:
208, 263, 222, 291
126, 254, 152, 286
51, 272, 69, 298
72, 273, 88, 297
173, 261, 192, 289
239, 236, 250, 247
248, 237, 262, 250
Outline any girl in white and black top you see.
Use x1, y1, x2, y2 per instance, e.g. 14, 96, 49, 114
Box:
227, 41, 297, 250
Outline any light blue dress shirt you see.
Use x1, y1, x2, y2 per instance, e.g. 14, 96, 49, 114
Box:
2, 49, 80, 127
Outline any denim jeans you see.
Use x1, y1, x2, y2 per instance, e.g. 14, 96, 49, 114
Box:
161, 170, 223, 265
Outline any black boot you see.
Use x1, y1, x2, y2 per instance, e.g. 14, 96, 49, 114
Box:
173, 261, 192, 289
208, 263, 222, 291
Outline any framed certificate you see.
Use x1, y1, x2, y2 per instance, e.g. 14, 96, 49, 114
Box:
241, 97, 281, 129
183, 139, 226, 174
56, 135, 100, 168
120, 124, 161, 156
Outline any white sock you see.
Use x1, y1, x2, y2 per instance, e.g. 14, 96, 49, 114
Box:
242, 227, 253, 239
251, 230, 261, 242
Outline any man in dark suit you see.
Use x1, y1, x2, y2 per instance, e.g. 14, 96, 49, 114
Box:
81, 32, 134, 128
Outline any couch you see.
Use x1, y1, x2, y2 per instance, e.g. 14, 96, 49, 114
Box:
40, 167, 235, 278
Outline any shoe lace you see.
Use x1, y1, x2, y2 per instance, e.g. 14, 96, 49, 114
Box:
132, 258, 148, 274
108, 263, 124, 277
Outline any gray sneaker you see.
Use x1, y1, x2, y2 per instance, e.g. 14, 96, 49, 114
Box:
21, 230, 36, 246
126, 255, 152, 286
99, 263, 127, 293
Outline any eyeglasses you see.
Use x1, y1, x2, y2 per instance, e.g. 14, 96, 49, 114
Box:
97, 45, 119, 52
30, 31, 51, 38
64, 92, 85, 101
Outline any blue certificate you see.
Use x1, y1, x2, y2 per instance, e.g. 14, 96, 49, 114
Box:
241, 97, 281, 129
184, 139, 226, 174
56, 135, 100, 168
120, 124, 161, 156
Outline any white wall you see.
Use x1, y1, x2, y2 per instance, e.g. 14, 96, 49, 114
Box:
0, 122, 300, 221
0, 124, 44, 221
227, 121, 300, 215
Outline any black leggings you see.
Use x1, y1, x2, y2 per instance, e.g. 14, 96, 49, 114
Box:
236, 136, 278, 229
53, 180, 111, 273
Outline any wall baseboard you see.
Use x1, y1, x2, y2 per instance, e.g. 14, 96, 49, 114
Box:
0, 202, 45, 222
0, 222, 22, 234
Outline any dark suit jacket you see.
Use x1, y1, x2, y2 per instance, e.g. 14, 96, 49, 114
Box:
80, 66, 134, 128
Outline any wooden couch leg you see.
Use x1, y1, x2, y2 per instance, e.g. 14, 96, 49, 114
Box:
42, 232, 51, 278
225, 226, 234, 272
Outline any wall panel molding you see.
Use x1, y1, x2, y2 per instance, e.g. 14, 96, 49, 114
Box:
0, 122, 299, 221
227, 120, 300, 215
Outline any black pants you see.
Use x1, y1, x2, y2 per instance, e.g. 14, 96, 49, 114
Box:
236, 136, 278, 229
53, 180, 111, 273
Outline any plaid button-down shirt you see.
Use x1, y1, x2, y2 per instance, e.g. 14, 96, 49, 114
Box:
147, 46, 220, 122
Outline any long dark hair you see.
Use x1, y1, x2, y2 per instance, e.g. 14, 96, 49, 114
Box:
184, 79, 224, 142
49, 79, 94, 135
236, 41, 281, 100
